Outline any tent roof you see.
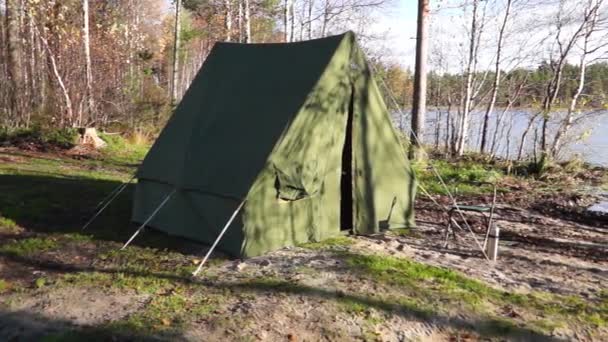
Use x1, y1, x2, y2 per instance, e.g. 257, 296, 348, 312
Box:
137, 32, 356, 199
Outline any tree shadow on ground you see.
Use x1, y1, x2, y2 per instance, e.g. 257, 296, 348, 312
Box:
0, 310, 168, 342
0, 174, 213, 256
0, 249, 564, 342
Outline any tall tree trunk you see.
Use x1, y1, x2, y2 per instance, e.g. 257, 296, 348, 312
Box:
289, 0, 295, 42
238, 0, 243, 42
284, 0, 292, 42
244, 0, 251, 43
225, 0, 232, 42
445, 94, 452, 155
517, 112, 540, 160
6, 0, 24, 127
82, 0, 94, 126
456, 0, 479, 156
26, 3, 36, 128
480, 0, 511, 154
171, 0, 182, 104
321, 0, 329, 37
308, 0, 314, 39
409, 0, 429, 160
34, 21, 73, 126
551, 2, 599, 157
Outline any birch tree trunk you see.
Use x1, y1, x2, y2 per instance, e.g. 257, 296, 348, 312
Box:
308, 0, 314, 39
244, 0, 251, 44
480, 0, 512, 154
34, 22, 74, 126
538, 0, 598, 161
456, 0, 479, 156
238, 0, 243, 42
82, 0, 94, 126
551, 2, 599, 156
225, 0, 232, 42
244, 0, 251, 43
171, 0, 182, 104
290, 0, 295, 42
517, 112, 539, 160
321, 0, 329, 37
284, 0, 292, 42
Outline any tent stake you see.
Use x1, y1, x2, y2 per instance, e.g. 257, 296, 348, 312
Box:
120, 189, 176, 250
192, 201, 245, 277
82, 175, 135, 231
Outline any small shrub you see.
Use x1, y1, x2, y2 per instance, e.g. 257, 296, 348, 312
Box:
0, 127, 78, 149
44, 128, 79, 148
0, 279, 9, 293
0, 216, 21, 233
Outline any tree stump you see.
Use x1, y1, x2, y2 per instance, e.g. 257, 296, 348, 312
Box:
78, 127, 107, 149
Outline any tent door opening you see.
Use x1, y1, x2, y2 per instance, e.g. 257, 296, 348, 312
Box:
340, 87, 355, 232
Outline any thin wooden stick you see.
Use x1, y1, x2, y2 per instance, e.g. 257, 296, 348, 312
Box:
120, 189, 176, 250
82, 175, 135, 231
192, 201, 245, 277
483, 183, 498, 249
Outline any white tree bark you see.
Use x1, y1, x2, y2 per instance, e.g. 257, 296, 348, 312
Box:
82, 0, 94, 126
225, 0, 232, 42
244, 0, 251, 43
171, 0, 182, 103
480, 0, 512, 154
308, 0, 314, 39
456, 0, 480, 156
238, 0, 243, 42
284, 0, 292, 42
551, 0, 602, 156
35, 22, 74, 126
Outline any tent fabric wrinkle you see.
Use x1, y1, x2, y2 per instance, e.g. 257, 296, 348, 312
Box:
132, 31, 416, 257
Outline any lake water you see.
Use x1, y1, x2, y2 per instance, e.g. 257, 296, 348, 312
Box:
395, 109, 608, 167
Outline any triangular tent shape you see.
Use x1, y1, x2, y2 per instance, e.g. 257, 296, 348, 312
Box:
133, 32, 416, 257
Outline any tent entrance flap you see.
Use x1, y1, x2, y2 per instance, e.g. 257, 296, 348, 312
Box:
340, 87, 355, 231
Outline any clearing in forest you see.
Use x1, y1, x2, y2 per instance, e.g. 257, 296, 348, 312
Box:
0, 147, 606, 341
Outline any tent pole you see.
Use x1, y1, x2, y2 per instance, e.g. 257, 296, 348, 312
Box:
82, 175, 136, 231
192, 200, 246, 277
120, 189, 176, 250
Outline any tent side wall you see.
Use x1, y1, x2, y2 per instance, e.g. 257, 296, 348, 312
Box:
350, 44, 417, 234
132, 180, 245, 256
239, 37, 355, 257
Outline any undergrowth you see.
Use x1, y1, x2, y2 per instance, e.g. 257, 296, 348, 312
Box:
0, 127, 78, 149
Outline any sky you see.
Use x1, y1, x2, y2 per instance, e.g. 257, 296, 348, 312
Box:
369, 0, 420, 68
161, 0, 422, 67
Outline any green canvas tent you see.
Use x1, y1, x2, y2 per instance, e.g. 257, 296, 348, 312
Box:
132, 31, 416, 257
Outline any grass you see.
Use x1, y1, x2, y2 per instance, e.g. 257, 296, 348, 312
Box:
0, 138, 606, 340
299, 236, 355, 250
99, 133, 149, 166
414, 159, 503, 195
341, 252, 607, 330
0, 216, 22, 234
0, 237, 59, 257
0, 279, 9, 293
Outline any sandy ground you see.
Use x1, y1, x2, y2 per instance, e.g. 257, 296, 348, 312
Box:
0, 204, 607, 341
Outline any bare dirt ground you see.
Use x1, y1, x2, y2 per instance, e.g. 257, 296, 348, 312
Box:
0, 212, 606, 341
0, 148, 606, 341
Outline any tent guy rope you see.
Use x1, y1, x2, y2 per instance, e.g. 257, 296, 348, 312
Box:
370, 61, 490, 261
120, 189, 176, 250
81, 174, 136, 231
192, 200, 246, 276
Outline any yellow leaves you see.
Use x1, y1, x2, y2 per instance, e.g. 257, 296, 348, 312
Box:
161, 318, 172, 326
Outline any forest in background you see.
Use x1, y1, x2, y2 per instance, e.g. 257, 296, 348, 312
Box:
0, 0, 607, 161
